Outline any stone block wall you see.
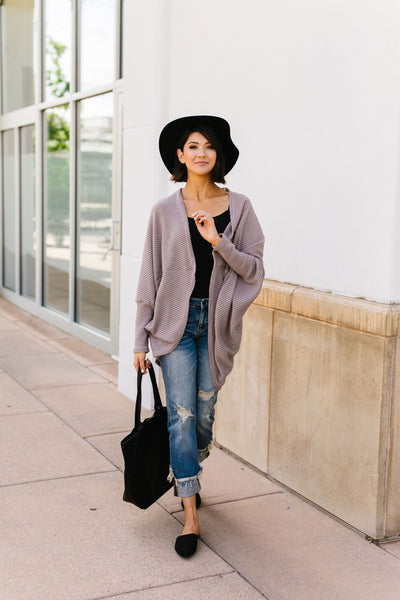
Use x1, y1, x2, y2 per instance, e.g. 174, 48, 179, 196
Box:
214, 280, 400, 541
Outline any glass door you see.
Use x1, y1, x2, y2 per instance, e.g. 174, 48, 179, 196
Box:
76, 92, 113, 335
43, 104, 71, 315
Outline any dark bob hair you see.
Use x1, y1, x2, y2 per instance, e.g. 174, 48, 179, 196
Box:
170, 125, 226, 184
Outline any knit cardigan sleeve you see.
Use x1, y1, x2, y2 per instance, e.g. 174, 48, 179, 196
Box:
213, 198, 264, 284
133, 207, 160, 353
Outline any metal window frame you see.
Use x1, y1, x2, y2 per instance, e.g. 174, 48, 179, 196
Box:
14, 126, 20, 295
0, 132, 3, 287
0, 6, 3, 115
19, 123, 37, 301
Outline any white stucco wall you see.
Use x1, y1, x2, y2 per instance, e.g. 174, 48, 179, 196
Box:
119, 0, 400, 400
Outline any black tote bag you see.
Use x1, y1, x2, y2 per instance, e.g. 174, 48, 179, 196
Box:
121, 362, 173, 509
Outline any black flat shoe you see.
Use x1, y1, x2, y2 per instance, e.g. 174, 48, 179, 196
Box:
175, 533, 199, 557
180, 492, 201, 510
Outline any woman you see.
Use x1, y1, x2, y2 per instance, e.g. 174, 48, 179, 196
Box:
133, 115, 264, 558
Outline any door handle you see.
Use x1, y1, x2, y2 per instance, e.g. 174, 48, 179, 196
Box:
109, 218, 121, 251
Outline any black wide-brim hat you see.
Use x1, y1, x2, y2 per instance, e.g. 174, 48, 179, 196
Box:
159, 115, 239, 176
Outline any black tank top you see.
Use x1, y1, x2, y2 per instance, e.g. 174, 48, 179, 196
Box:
188, 209, 231, 298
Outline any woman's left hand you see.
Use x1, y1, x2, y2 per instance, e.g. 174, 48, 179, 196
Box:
192, 210, 221, 246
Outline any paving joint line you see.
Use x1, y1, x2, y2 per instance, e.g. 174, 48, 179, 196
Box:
27, 380, 109, 392
0, 351, 59, 359
0, 469, 118, 488
379, 546, 400, 561
87, 361, 118, 366
168, 490, 284, 513
83, 570, 242, 600
85, 430, 130, 439
0, 409, 50, 418
29, 381, 116, 394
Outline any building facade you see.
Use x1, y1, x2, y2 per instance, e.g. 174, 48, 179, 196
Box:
2, 0, 400, 541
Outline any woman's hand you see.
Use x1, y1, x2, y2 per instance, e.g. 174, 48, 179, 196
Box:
133, 352, 151, 374
192, 210, 221, 246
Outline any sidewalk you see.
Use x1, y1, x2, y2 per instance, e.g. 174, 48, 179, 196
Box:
2, 296, 400, 600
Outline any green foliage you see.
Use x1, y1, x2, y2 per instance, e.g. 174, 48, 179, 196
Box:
47, 110, 70, 152
46, 37, 70, 153
46, 37, 70, 98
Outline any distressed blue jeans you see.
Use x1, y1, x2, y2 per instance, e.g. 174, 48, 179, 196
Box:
159, 298, 218, 498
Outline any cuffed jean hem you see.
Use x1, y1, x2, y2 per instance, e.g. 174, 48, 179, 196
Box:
167, 439, 214, 498
174, 471, 201, 498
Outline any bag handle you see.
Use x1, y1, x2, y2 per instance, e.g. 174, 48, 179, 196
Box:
134, 362, 163, 428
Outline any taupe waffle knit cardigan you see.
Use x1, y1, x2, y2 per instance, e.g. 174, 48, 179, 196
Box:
134, 188, 265, 389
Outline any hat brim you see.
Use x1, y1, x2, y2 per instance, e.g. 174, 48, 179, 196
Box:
159, 115, 239, 176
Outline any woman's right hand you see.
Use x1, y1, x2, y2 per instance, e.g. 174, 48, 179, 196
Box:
133, 352, 151, 374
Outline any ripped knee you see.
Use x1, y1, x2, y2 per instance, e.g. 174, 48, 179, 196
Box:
175, 403, 194, 424
198, 389, 216, 401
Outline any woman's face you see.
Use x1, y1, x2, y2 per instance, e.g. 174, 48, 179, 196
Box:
177, 131, 217, 178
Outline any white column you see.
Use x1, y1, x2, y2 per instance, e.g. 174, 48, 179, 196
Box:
118, 0, 170, 406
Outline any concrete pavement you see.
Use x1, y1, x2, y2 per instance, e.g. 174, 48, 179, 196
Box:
2, 296, 400, 600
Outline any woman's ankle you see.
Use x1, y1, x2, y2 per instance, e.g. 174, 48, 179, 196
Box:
182, 517, 200, 535
181, 494, 198, 510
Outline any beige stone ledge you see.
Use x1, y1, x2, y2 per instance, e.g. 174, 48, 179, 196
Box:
253, 280, 296, 312
254, 279, 400, 337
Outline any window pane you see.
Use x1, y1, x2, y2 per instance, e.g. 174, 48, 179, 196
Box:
79, 0, 116, 91
20, 124, 36, 300
44, 0, 71, 102
76, 93, 113, 334
44, 105, 70, 314
1, 0, 37, 113
2, 130, 15, 290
